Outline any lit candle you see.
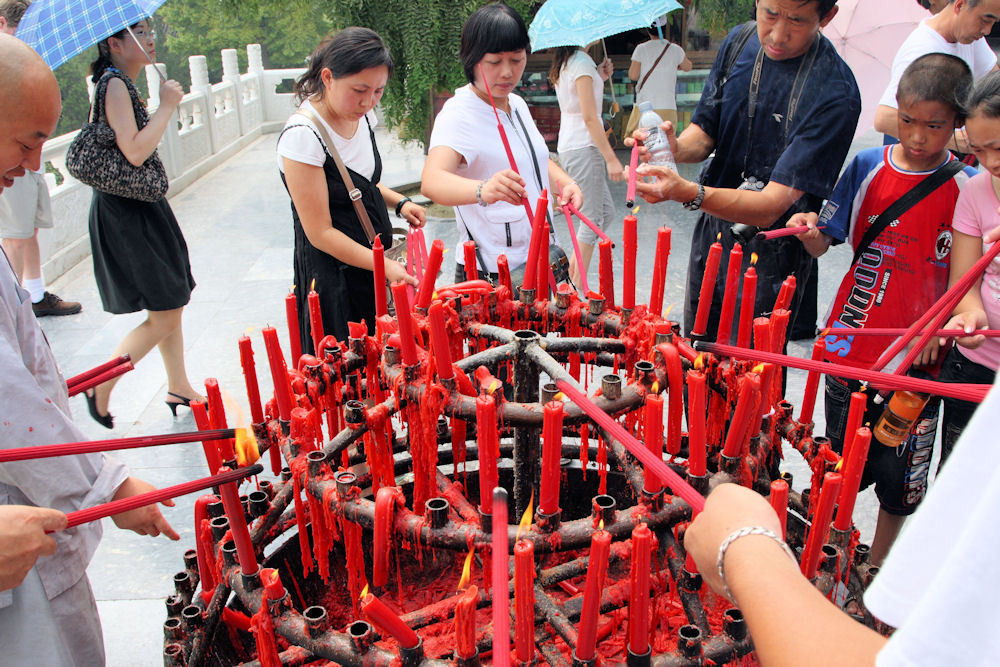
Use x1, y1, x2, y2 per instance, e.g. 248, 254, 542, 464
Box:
770, 479, 789, 539
626, 142, 639, 207
801, 472, 842, 579
307, 287, 324, 357
691, 241, 722, 336
649, 226, 671, 316
205, 378, 234, 461
372, 236, 388, 318
491, 488, 511, 667
628, 522, 651, 655
477, 396, 498, 514
238, 335, 264, 424
723, 373, 760, 459
774, 275, 796, 312
834, 427, 872, 532
427, 302, 454, 381
455, 584, 478, 659
261, 567, 285, 601
686, 370, 707, 477
736, 265, 757, 349
218, 473, 259, 576
798, 339, 825, 425
755, 362, 777, 428
716, 245, 743, 344
521, 191, 549, 293
390, 282, 419, 366
539, 400, 564, 515
623, 215, 637, 310
575, 524, 611, 661
262, 327, 294, 421
362, 590, 421, 648
284, 291, 301, 364
642, 395, 664, 495
463, 240, 478, 282
416, 239, 445, 309
514, 539, 535, 662
599, 239, 615, 309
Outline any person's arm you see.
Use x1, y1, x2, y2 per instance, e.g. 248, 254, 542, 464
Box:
548, 158, 583, 208
628, 59, 642, 81
377, 184, 426, 229
284, 157, 416, 285
685, 484, 887, 667
420, 145, 527, 208
0, 505, 66, 591
943, 229, 989, 350
574, 74, 625, 182
104, 76, 184, 166
679, 55, 694, 72
873, 104, 898, 139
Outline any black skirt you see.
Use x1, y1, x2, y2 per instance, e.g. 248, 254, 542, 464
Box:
89, 191, 195, 314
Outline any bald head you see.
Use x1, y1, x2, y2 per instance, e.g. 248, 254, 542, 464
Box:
0, 32, 60, 193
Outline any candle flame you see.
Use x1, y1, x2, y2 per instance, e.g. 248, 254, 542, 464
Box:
361, 583, 369, 600
234, 427, 260, 466
633, 205, 640, 214
458, 549, 474, 590
820, 327, 832, 338
262, 567, 280, 588
750, 252, 759, 265
516, 493, 534, 541
554, 391, 566, 402
650, 381, 660, 394
694, 353, 705, 370
716, 232, 722, 241
663, 304, 673, 319
752, 363, 765, 374
244, 326, 254, 336
310, 278, 316, 292
598, 519, 604, 531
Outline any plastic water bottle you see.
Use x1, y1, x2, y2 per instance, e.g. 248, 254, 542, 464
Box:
637, 101, 676, 171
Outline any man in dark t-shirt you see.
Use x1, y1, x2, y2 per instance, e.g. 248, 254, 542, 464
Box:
635, 0, 860, 341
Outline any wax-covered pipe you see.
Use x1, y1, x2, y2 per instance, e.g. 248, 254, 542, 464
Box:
686, 370, 707, 477
623, 215, 637, 309
427, 302, 454, 380
835, 428, 872, 532
642, 395, 665, 495
575, 526, 611, 661
455, 584, 478, 659
521, 191, 549, 293
716, 244, 743, 344
774, 274, 796, 312
799, 339, 825, 425
218, 473, 259, 576
599, 239, 615, 309
649, 226, 671, 316
723, 374, 760, 458
390, 282, 419, 366
262, 326, 294, 421
491, 488, 511, 667
539, 401, 564, 515
307, 288, 324, 358
628, 523, 652, 655
691, 241, 722, 336
801, 472, 842, 578
477, 396, 498, 514
770, 479, 789, 539
463, 240, 478, 282
362, 591, 420, 648
736, 265, 757, 349
205, 378, 234, 461
238, 336, 264, 424
514, 539, 535, 662
284, 291, 301, 363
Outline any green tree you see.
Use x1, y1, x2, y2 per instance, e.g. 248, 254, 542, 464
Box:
690, 0, 755, 35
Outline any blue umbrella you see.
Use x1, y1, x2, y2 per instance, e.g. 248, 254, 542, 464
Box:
529, 0, 684, 51
15, 0, 167, 70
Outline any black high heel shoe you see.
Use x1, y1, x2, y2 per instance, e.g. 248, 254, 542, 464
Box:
84, 389, 114, 429
165, 392, 195, 417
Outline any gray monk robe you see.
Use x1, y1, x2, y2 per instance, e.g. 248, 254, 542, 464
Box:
0, 249, 128, 665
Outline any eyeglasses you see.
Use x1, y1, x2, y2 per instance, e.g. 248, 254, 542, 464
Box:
132, 27, 156, 41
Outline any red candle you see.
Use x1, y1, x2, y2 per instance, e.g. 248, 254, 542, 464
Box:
477, 396, 498, 514
262, 327, 294, 421
774, 275, 796, 312
753, 317, 771, 354
491, 488, 511, 667
191, 401, 223, 474
659, 343, 684, 456
427, 302, 454, 381
755, 363, 777, 427
238, 336, 264, 425
514, 539, 535, 662
537, 222, 550, 300
641, 395, 665, 494
801, 472, 842, 578
736, 265, 757, 349
521, 190, 549, 293
598, 239, 615, 309
372, 236, 388, 318
840, 391, 868, 469
770, 479, 789, 539
362, 591, 421, 648
455, 584, 478, 659
497, 254, 513, 294
770, 308, 790, 353
463, 240, 478, 282
628, 523, 652, 655
649, 226, 671, 316
218, 474, 259, 575
686, 370, 707, 477
575, 526, 611, 661
307, 288, 324, 357
799, 339, 825, 425
284, 291, 301, 364
691, 241, 722, 336
834, 427, 872, 532
716, 245, 743, 344
723, 373, 760, 458
539, 400, 564, 515
261, 567, 285, 601
390, 282, 419, 366
416, 239, 445, 309
205, 378, 234, 461
623, 215, 637, 309
626, 142, 639, 207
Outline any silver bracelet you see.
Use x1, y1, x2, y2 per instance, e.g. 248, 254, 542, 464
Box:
716, 526, 796, 601
476, 180, 489, 207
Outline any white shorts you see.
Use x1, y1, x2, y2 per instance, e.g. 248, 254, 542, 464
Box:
0, 171, 54, 239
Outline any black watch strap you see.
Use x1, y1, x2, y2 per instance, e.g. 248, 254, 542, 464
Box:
395, 196, 412, 218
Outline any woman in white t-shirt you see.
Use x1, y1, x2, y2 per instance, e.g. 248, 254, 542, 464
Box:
276, 28, 422, 351
551, 46, 625, 284
422, 2, 582, 282
625, 28, 692, 136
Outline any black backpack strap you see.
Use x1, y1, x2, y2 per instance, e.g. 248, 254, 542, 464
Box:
720, 21, 757, 89
851, 159, 965, 266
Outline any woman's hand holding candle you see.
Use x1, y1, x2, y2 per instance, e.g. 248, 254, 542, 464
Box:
110, 476, 180, 540
478, 169, 527, 207
384, 257, 418, 287
944, 309, 990, 350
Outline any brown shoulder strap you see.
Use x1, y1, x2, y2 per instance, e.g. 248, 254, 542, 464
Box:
637, 43, 671, 93
294, 108, 378, 246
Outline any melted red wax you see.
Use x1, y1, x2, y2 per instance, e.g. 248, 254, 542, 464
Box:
580, 423, 589, 479
338, 492, 367, 616
409, 380, 446, 514
249, 587, 281, 667
451, 416, 468, 484
306, 480, 332, 583
374, 486, 405, 588
365, 403, 394, 496
597, 434, 608, 494
289, 458, 313, 577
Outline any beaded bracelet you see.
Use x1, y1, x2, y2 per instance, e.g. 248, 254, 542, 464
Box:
476, 180, 489, 207
716, 525, 796, 601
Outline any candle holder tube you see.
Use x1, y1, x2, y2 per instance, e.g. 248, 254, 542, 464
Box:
425, 497, 450, 529
166, 594, 184, 617
335, 471, 358, 498
621, 307, 633, 324
654, 326, 672, 346
399, 635, 424, 666
519, 287, 536, 305
588, 295, 605, 316
163, 617, 183, 642
209, 516, 229, 542
633, 360, 655, 386
555, 285, 572, 309
181, 604, 204, 632
454, 650, 481, 667
572, 654, 597, 667
829, 526, 851, 552
541, 381, 559, 404
173, 571, 195, 606
626, 648, 651, 667
303, 605, 329, 638
348, 620, 374, 652
853, 543, 871, 568
591, 494, 616, 526
678, 624, 703, 660
686, 473, 709, 496
719, 454, 741, 478
536, 508, 561, 532
221, 540, 238, 568
680, 563, 702, 592
601, 374, 622, 400
182, 549, 198, 575
163, 643, 185, 667
344, 400, 366, 428
723, 609, 747, 642
478, 507, 492, 534
641, 488, 663, 511
247, 490, 269, 518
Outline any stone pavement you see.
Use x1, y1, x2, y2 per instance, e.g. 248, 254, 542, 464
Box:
36, 126, 884, 664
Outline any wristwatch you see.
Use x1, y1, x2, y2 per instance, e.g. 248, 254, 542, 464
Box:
395, 196, 412, 218
682, 183, 705, 211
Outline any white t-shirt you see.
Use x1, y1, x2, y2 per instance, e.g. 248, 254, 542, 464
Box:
429, 85, 551, 272
878, 18, 997, 109
866, 374, 1000, 666
630, 40, 686, 110
276, 99, 378, 181
555, 50, 604, 153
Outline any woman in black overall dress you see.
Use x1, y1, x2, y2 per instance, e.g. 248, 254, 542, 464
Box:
277, 28, 423, 355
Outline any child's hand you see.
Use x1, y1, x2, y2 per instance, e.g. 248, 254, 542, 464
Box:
786, 212, 828, 258
110, 477, 180, 540
909, 336, 944, 368
944, 310, 989, 350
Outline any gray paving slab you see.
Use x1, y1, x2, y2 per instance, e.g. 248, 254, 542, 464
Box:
35, 127, 891, 664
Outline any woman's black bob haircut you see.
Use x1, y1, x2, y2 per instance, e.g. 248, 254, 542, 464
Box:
460, 2, 531, 84
294, 27, 394, 104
